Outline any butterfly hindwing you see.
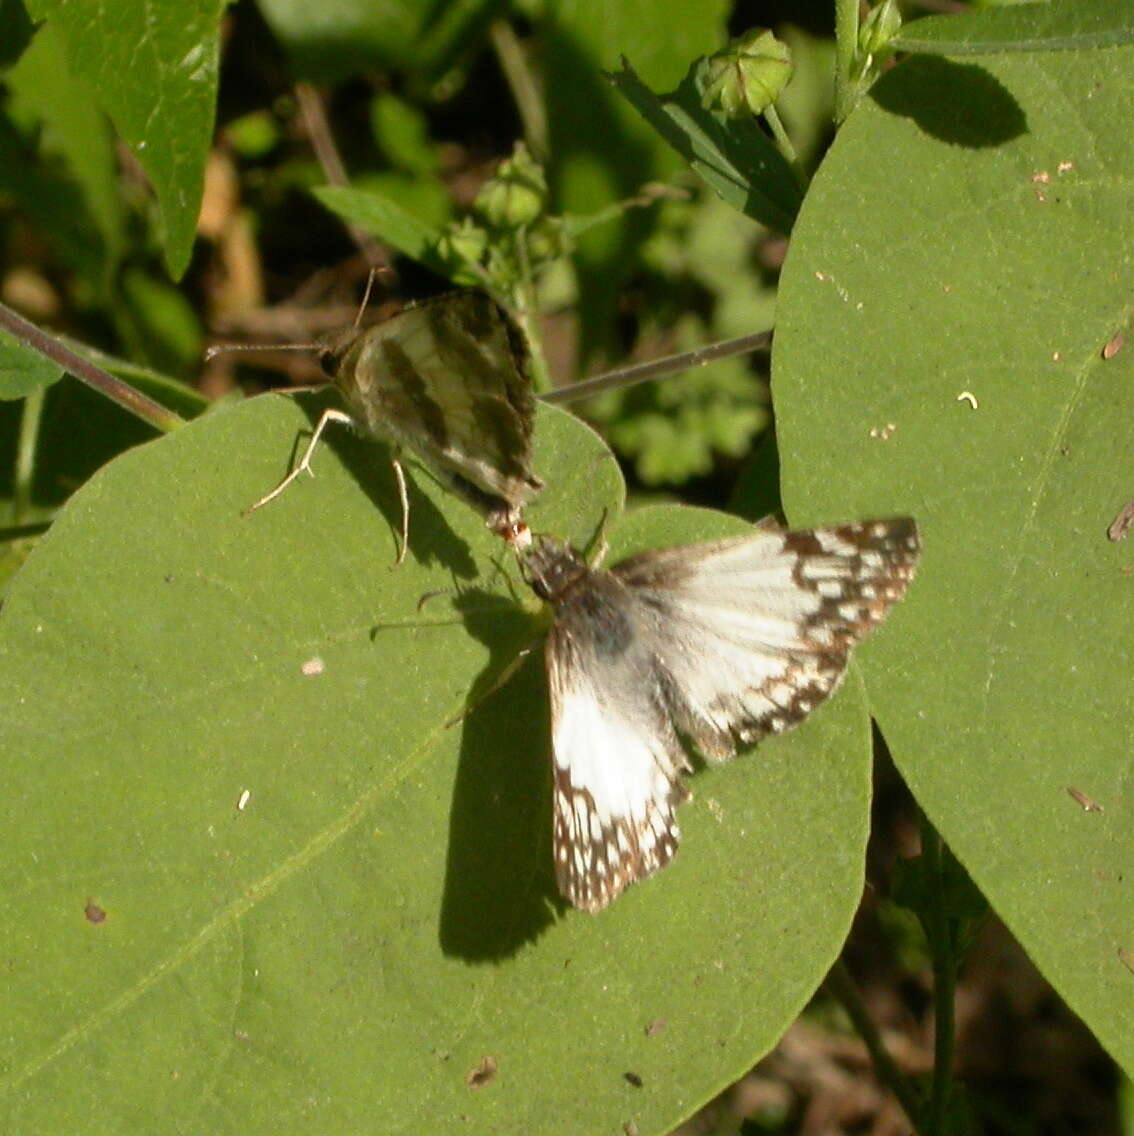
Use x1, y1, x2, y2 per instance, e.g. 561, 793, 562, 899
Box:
540, 563, 691, 913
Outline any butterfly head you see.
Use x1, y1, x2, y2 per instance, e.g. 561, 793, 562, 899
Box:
518, 535, 588, 603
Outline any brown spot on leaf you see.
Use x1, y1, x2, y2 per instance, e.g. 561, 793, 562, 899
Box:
466, 1055, 497, 1090
84, 901, 106, 924
1102, 331, 1125, 360
1107, 501, 1134, 542
1066, 787, 1103, 813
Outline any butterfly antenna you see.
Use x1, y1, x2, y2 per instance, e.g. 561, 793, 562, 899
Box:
540, 328, 772, 405
204, 342, 320, 362
354, 268, 381, 328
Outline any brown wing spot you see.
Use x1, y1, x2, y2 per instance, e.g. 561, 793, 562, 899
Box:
553, 768, 685, 913
380, 339, 450, 449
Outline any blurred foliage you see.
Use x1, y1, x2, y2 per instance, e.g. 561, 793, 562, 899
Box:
0, 0, 798, 513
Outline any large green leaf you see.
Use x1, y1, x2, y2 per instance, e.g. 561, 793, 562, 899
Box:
0, 393, 888, 1132
774, 46, 1134, 1072
894, 0, 1134, 56
22, 0, 227, 279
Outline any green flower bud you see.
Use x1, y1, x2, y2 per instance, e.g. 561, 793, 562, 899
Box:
859, 0, 901, 62
437, 217, 489, 269
696, 29, 792, 118
473, 143, 547, 230
525, 216, 571, 264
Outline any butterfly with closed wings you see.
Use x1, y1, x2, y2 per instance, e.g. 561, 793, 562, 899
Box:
248, 289, 543, 557
520, 517, 921, 913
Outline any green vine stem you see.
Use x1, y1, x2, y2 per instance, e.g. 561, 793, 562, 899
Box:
825, 958, 925, 1130
762, 104, 807, 191
922, 819, 958, 1132
11, 384, 44, 525
490, 19, 549, 162
834, 0, 860, 124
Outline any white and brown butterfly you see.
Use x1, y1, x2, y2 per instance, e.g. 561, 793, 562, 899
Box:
520, 517, 921, 913
247, 289, 543, 556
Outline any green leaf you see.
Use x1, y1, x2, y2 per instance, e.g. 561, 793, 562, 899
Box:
256, 0, 501, 84
893, 0, 1134, 55
774, 45, 1134, 1074
22, 0, 227, 279
369, 92, 439, 176
0, 0, 36, 67
3, 23, 124, 292
0, 396, 881, 1132
608, 58, 801, 234
0, 329, 63, 400
311, 184, 453, 278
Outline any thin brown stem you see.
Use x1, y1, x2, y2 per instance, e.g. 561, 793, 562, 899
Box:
294, 81, 390, 272
0, 302, 183, 433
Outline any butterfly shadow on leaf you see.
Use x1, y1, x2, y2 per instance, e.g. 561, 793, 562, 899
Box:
287, 390, 481, 579
437, 587, 565, 961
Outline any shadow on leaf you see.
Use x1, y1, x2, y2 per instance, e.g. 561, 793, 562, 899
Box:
285, 390, 481, 579
438, 588, 565, 960
872, 56, 1026, 148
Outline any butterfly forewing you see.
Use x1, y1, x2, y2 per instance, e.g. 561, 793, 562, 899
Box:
614, 518, 921, 759
528, 518, 920, 912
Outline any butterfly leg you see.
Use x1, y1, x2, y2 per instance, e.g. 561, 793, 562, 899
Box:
389, 452, 410, 568
583, 507, 611, 568
445, 643, 534, 728
244, 408, 355, 515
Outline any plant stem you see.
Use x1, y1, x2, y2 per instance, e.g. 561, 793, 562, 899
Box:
762, 104, 807, 190
12, 385, 44, 525
922, 820, 957, 1131
490, 19, 549, 161
0, 302, 183, 434
825, 959, 925, 1130
294, 82, 389, 272
509, 240, 552, 396
834, 0, 860, 124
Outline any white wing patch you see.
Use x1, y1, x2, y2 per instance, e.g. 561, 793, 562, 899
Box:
544, 612, 689, 914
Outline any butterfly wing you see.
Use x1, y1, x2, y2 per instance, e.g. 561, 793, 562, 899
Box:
542, 569, 691, 913
332, 291, 542, 510
612, 518, 921, 761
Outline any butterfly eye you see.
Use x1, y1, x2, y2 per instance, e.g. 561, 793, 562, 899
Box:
319, 349, 340, 378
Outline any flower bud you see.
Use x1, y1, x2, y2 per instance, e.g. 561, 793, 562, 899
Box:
859, 0, 901, 62
696, 29, 792, 118
473, 143, 547, 230
437, 217, 488, 268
